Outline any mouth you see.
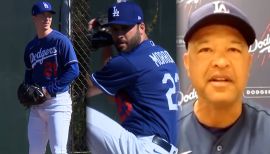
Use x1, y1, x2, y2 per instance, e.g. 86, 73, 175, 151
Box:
209, 75, 233, 83
116, 40, 126, 45
42, 23, 50, 26
115, 41, 127, 48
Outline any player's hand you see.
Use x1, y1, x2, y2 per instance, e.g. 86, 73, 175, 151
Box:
17, 83, 51, 108
42, 87, 52, 99
87, 18, 114, 49
88, 18, 98, 31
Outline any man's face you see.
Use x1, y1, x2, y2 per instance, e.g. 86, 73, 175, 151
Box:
184, 25, 252, 107
32, 12, 53, 31
110, 23, 142, 52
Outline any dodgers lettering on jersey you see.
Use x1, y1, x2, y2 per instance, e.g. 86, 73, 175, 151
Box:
24, 30, 78, 94
30, 47, 57, 68
91, 40, 180, 145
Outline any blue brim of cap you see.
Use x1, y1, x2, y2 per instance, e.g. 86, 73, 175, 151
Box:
184, 14, 256, 48
49, 10, 56, 14
106, 21, 139, 26
33, 10, 56, 16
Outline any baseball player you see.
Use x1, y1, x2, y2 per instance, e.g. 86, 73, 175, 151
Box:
179, 1, 270, 154
23, 1, 79, 154
86, 1, 180, 154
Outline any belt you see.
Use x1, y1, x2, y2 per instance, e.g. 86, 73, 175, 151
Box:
51, 90, 70, 97
152, 135, 172, 152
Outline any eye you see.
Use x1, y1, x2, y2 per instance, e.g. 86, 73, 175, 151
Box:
109, 27, 119, 34
198, 48, 212, 53
121, 25, 133, 32
228, 47, 241, 53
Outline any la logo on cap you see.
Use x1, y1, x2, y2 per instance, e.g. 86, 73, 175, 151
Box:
43, 2, 49, 9
112, 6, 119, 17
213, 1, 230, 13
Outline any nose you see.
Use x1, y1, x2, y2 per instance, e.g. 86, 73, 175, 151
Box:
45, 16, 52, 20
113, 32, 124, 41
117, 34, 124, 40
211, 52, 230, 68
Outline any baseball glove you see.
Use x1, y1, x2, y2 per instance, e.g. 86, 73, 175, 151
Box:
87, 16, 113, 49
17, 83, 48, 108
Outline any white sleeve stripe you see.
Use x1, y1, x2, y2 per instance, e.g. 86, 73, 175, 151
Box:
64, 60, 78, 67
91, 74, 115, 96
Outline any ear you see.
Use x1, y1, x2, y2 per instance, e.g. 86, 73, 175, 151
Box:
32, 16, 38, 23
183, 52, 191, 77
138, 23, 145, 34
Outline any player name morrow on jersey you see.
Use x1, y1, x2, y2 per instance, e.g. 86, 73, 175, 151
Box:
149, 50, 175, 67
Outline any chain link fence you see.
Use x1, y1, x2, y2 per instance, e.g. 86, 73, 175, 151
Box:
69, 0, 92, 153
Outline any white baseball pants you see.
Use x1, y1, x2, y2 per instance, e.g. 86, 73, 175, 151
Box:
86, 107, 178, 154
28, 91, 72, 154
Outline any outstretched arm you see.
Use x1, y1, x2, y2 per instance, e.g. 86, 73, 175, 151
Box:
86, 18, 114, 98
86, 74, 103, 97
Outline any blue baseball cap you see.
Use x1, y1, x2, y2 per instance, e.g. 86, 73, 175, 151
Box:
107, 2, 144, 26
32, 1, 56, 16
184, 1, 256, 48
